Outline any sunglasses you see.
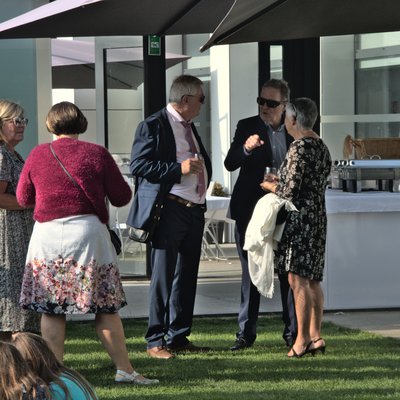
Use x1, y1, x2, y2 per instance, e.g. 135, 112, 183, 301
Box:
256, 97, 283, 108
9, 117, 29, 127
184, 94, 206, 104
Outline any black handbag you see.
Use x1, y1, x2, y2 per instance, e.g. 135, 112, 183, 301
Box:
128, 201, 163, 243
49, 143, 122, 255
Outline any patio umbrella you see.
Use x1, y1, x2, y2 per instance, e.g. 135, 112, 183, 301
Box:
51, 39, 191, 89
0, 0, 235, 38
200, 0, 400, 52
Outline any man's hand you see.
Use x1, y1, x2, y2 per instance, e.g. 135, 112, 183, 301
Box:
181, 157, 203, 175
244, 134, 264, 152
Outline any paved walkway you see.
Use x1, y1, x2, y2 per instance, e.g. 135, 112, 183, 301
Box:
70, 248, 400, 340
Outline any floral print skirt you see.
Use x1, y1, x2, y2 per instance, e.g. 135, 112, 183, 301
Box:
20, 215, 127, 314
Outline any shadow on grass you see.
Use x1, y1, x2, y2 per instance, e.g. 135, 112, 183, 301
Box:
64, 316, 400, 400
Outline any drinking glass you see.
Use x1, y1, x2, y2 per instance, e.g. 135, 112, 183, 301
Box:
264, 167, 277, 182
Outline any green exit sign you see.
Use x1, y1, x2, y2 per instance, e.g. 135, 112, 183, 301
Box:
148, 35, 161, 56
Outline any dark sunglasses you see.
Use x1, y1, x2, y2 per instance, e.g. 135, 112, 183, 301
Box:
256, 97, 283, 108
184, 94, 206, 104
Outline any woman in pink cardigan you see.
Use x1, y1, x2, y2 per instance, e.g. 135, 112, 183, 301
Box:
17, 101, 158, 386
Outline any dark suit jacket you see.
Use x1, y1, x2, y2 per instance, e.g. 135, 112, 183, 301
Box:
127, 107, 212, 229
224, 115, 293, 230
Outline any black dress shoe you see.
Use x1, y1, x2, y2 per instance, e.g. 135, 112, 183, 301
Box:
230, 337, 252, 351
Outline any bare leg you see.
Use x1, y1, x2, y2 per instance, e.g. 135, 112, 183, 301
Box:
95, 313, 158, 384
41, 314, 66, 362
309, 281, 325, 350
288, 272, 312, 356
309, 281, 324, 338
95, 313, 134, 373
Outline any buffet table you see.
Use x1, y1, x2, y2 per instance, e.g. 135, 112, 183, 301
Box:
323, 189, 400, 310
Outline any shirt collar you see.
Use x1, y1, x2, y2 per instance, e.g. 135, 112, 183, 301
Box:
167, 103, 191, 124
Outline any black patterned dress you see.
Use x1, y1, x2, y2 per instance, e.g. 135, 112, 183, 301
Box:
275, 137, 332, 281
0, 144, 40, 333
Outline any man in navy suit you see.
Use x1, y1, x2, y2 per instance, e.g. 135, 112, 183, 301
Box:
224, 79, 297, 350
129, 75, 212, 359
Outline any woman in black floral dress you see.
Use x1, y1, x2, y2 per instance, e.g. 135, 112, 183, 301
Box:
262, 98, 331, 358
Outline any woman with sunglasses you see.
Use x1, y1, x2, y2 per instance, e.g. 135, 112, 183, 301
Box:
261, 98, 332, 358
0, 100, 39, 341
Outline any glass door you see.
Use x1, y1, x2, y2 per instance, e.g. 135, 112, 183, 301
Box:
104, 45, 147, 278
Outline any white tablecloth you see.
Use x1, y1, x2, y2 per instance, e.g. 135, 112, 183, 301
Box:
326, 189, 400, 214
205, 196, 232, 222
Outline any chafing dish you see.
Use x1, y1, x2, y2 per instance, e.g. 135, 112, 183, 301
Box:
330, 159, 400, 193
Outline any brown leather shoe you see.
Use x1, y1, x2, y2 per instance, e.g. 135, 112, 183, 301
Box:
146, 345, 175, 359
168, 341, 211, 353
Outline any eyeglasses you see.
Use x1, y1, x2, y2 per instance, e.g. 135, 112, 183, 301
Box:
286, 103, 297, 118
184, 94, 206, 104
7, 117, 29, 127
256, 97, 283, 108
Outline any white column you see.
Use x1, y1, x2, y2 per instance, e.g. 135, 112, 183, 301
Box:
210, 43, 258, 192
320, 35, 355, 160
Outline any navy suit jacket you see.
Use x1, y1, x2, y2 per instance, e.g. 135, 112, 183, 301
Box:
224, 115, 293, 230
127, 108, 212, 229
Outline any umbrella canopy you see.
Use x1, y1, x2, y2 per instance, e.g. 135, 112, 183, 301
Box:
51, 39, 190, 89
201, 0, 400, 52
0, 0, 234, 39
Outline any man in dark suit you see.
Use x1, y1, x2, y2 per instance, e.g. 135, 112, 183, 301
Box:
224, 79, 297, 350
129, 75, 212, 359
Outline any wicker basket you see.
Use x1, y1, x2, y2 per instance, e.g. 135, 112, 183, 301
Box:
343, 135, 400, 159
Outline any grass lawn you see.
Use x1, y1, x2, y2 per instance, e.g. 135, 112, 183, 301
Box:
64, 315, 400, 400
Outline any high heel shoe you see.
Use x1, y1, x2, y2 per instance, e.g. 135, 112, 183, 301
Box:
287, 341, 313, 359
310, 338, 326, 355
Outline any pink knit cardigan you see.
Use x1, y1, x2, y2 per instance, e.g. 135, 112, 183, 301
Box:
17, 138, 132, 223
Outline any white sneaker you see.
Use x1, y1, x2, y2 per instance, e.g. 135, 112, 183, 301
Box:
115, 369, 159, 385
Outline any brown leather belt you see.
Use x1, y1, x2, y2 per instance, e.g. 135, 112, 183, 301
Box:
167, 194, 205, 209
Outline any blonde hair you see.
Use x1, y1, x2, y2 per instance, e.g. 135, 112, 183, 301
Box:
0, 99, 25, 143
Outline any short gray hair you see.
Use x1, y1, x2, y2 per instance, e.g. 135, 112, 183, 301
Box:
169, 75, 203, 104
286, 97, 318, 130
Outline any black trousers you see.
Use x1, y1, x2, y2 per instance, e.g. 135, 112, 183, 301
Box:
234, 223, 297, 345
145, 199, 205, 349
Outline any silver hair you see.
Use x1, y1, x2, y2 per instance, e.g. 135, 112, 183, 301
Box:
286, 97, 318, 130
169, 75, 203, 104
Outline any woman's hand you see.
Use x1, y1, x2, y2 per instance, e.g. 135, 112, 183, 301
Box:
0, 181, 29, 210
260, 180, 277, 193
